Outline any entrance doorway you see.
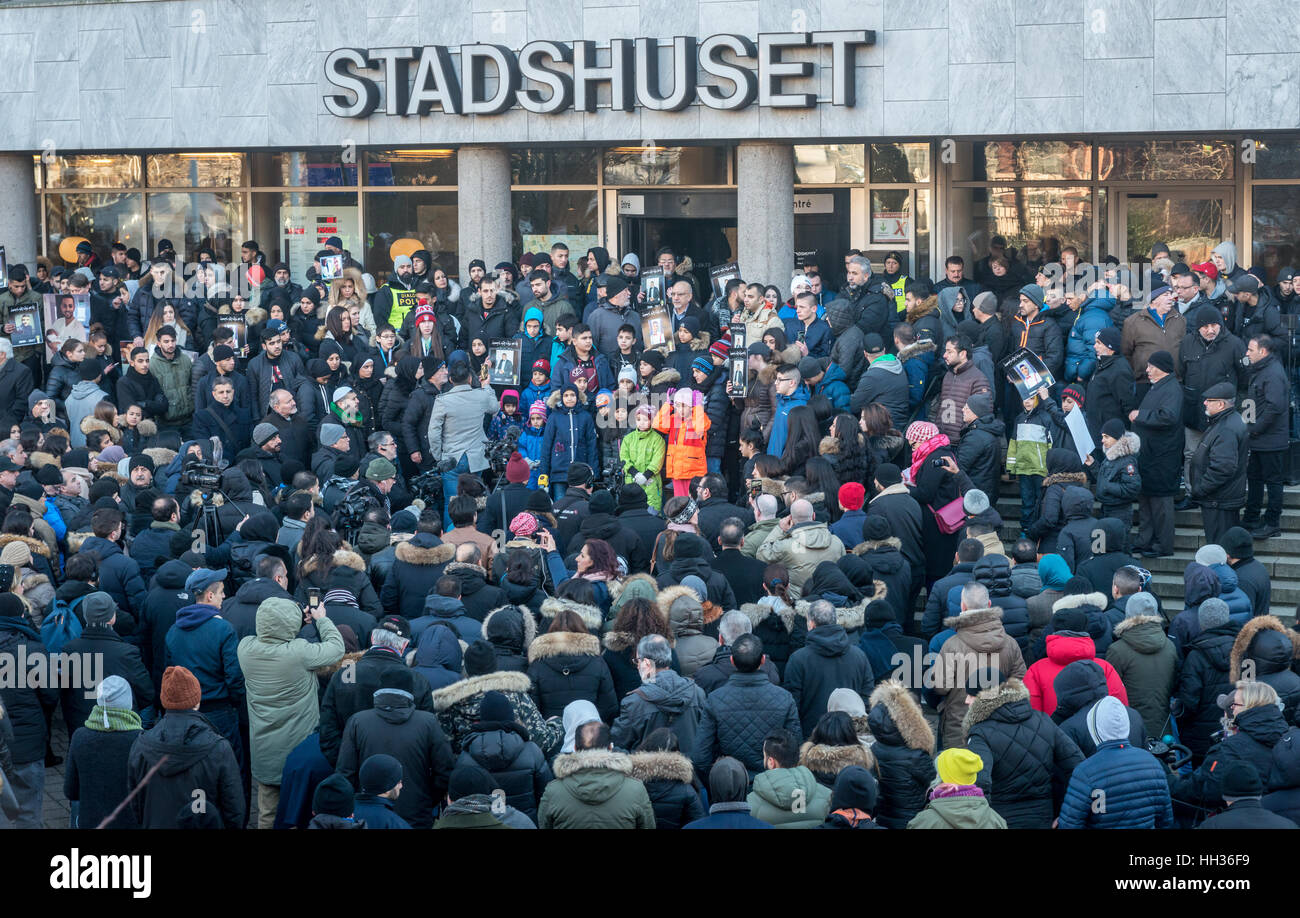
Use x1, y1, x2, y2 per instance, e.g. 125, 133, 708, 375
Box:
615, 191, 736, 296
1118, 189, 1232, 268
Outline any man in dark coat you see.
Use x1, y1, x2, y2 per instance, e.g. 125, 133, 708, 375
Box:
0, 341, 35, 432
614, 484, 664, 568
0, 593, 59, 828
1241, 334, 1290, 539
1198, 762, 1298, 829
955, 392, 1004, 499
838, 256, 895, 342
335, 671, 457, 829
694, 474, 754, 549
116, 347, 169, 420
60, 592, 154, 733
1221, 526, 1270, 617
1085, 327, 1136, 447
713, 520, 767, 607
319, 616, 435, 766
866, 465, 926, 622
691, 634, 800, 779
476, 455, 533, 539
1190, 383, 1249, 544
380, 529, 455, 619
783, 600, 873, 736
82, 508, 150, 625
850, 339, 911, 429
692, 614, 781, 694
128, 665, 245, 829
1129, 351, 1183, 558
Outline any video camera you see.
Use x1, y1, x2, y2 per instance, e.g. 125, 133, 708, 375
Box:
179, 459, 223, 491
409, 468, 445, 507
486, 425, 523, 476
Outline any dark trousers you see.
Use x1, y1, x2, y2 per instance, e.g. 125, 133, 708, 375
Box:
1137, 493, 1175, 554
1201, 506, 1240, 545
1245, 448, 1286, 527
1018, 474, 1043, 537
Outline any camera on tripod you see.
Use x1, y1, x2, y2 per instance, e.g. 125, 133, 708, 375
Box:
180, 460, 224, 491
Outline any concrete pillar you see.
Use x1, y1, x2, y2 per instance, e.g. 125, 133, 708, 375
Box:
737, 142, 794, 283
0, 154, 39, 269
456, 146, 512, 280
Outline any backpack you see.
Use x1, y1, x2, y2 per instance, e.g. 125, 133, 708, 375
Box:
41, 595, 84, 655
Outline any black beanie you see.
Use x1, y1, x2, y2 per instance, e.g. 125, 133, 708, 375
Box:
463, 639, 497, 676
875, 463, 902, 487
312, 773, 355, 817
78, 361, 101, 381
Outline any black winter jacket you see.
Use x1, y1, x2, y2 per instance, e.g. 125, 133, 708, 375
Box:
0, 616, 59, 764
1133, 374, 1184, 497
1245, 352, 1289, 451
964, 680, 1084, 829
128, 710, 244, 829
526, 631, 620, 723
784, 625, 872, 737
955, 414, 1006, 500
867, 681, 935, 829
1176, 622, 1240, 759
631, 751, 706, 829
690, 670, 803, 778
1190, 406, 1248, 510
455, 725, 552, 824
319, 647, 435, 766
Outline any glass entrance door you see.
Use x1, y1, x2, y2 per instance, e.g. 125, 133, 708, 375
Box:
1118, 190, 1231, 268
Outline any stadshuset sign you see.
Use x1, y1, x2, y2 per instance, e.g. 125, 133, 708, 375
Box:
323, 32, 874, 117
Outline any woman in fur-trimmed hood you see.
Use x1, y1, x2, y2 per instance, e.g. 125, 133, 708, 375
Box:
538, 594, 604, 633
433, 666, 563, 758
297, 547, 383, 618
657, 583, 717, 678
80, 414, 122, 445
629, 730, 706, 830
1230, 615, 1300, 724
481, 604, 537, 673
527, 612, 619, 723
867, 680, 935, 828
799, 711, 876, 789
960, 677, 1085, 829
380, 534, 456, 621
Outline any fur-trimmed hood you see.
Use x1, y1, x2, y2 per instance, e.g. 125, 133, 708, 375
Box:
142, 447, 176, 470
854, 537, 902, 555
1111, 614, 1163, 638
394, 540, 456, 566
818, 435, 841, 456
628, 750, 694, 785
740, 598, 799, 634
552, 748, 633, 779
942, 606, 1005, 634
649, 367, 681, 387
1104, 431, 1140, 460
962, 678, 1030, 737
794, 579, 885, 632
906, 293, 939, 323
482, 603, 537, 651
432, 670, 533, 712
1043, 471, 1088, 488
316, 649, 366, 678
869, 680, 935, 753
66, 529, 93, 554
897, 339, 937, 362
80, 416, 122, 444
0, 533, 51, 559
799, 740, 875, 776
602, 630, 640, 653
657, 584, 705, 634
547, 387, 589, 410
538, 595, 604, 632
527, 630, 602, 662
1231, 614, 1300, 680
1050, 591, 1109, 614
608, 572, 658, 605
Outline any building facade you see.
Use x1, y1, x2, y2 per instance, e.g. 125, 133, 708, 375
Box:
4, 0, 1300, 289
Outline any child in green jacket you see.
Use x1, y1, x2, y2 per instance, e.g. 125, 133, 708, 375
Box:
1006, 389, 1066, 539
620, 404, 666, 510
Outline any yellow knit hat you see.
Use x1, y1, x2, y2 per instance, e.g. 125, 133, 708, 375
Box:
935, 748, 983, 786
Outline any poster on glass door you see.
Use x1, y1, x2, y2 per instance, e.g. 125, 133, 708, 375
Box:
281, 206, 359, 286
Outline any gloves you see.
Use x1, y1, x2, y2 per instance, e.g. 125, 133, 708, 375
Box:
634, 473, 647, 486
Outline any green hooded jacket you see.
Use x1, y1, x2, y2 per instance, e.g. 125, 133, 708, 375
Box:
237, 598, 344, 785
746, 765, 831, 828
619, 427, 666, 510
537, 749, 657, 829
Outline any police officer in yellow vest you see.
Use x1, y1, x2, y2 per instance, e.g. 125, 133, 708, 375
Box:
879, 250, 912, 319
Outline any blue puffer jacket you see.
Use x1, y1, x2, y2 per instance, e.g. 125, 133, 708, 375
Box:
813, 362, 851, 414
79, 536, 149, 621
540, 391, 597, 485
1210, 563, 1253, 622
517, 423, 546, 488
1058, 738, 1174, 828
1064, 294, 1116, 383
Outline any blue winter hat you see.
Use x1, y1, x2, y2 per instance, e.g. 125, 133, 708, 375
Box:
523, 307, 544, 327
691, 356, 713, 376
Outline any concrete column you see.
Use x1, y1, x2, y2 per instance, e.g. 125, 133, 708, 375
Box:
456, 146, 512, 280
736, 142, 794, 282
0, 154, 39, 269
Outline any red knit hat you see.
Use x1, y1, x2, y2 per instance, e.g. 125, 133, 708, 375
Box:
413, 304, 435, 324
161, 665, 202, 711
838, 482, 866, 511
708, 338, 730, 362
505, 451, 531, 484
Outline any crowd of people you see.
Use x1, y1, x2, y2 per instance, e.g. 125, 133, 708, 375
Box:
0, 232, 1298, 831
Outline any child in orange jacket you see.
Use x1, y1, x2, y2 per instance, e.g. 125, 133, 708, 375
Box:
653, 387, 711, 498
